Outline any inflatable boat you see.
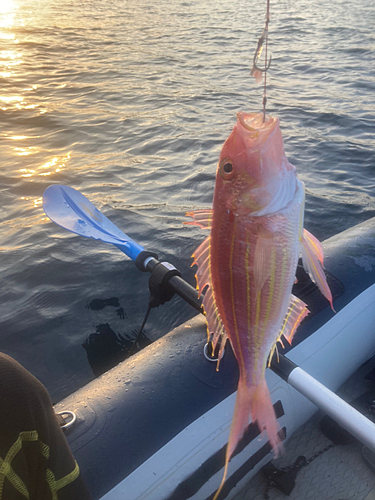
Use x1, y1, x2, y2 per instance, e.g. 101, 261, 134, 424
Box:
43, 185, 375, 500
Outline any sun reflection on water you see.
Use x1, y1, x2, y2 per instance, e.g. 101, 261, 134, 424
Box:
15, 147, 37, 156
0, 0, 16, 27
19, 153, 71, 178
0, 0, 15, 13
0, 0, 73, 191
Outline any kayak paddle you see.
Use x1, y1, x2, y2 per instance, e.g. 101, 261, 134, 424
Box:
43, 184, 144, 261
42, 184, 203, 312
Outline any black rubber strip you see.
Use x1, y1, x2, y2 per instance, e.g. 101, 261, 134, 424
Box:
206, 427, 287, 500
166, 400, 284, 500
270, 354, 297, 382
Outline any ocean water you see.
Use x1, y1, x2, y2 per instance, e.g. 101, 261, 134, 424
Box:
0, 0, 374, 402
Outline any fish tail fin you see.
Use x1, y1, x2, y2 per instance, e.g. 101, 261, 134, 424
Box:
250, 377, 284, 456
213, 376, 252, 500
213, 377, 282, 500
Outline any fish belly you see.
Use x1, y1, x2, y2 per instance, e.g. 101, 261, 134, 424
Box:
210, 197, 303, 384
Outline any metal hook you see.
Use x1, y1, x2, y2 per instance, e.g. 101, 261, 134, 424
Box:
57, 410, 77, 430
250, 28, 272, 77
203, 340, 225, 362
252, 54, 272, 75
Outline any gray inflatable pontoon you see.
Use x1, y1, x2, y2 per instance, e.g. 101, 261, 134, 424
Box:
54, 217, 375, 500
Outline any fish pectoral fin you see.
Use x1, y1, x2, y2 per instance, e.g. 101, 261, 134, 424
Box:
279, 294, 310, 345
301, 229, 335, 311
303, 228, 324, 264
192, 235, 228, 364
254, 227, 275, 294
185, 209, 213, 229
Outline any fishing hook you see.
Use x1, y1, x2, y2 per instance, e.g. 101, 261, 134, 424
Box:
250, 27, 272, 76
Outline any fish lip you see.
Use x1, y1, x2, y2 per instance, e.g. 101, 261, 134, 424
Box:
237, 111, 278, 136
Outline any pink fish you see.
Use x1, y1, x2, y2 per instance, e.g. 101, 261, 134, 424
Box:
187, 112, 333, 498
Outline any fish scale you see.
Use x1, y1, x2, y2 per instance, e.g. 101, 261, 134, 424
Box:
212, 204, 303, 384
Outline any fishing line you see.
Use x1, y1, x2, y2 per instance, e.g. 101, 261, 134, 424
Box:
250, 0, 272, 120
129, 304, 151, 355
263, 0, 270, 122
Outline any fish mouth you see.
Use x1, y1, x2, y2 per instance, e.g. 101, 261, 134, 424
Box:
237, 112, 278, 138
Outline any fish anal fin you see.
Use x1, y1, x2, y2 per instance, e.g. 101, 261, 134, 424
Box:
213, 377, 282, 500
280, 294, 309, 345
268, 342, 280, 368
301, 229, 335, 311
202, 285, 228, 360
185, 209, 213, 229
215, 336, 228, 372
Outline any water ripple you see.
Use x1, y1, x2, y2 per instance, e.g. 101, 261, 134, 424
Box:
0, 0, 374, 400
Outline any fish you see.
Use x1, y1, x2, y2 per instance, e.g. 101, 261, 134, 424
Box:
186, 111, 334, 499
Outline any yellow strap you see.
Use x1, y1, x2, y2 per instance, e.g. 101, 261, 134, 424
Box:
0, 431, 39, 498
0, 431, 80, 500
45, 462, 80, 500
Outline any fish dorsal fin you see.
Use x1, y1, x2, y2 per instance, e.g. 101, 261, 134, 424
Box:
254, 225, 275, 294
192, 235, 227, 369
280, 294, 309, 345
185, 209, 213, 229
301, 228, 334, 311
192, 235, 211, 295
203, 285, 228, 370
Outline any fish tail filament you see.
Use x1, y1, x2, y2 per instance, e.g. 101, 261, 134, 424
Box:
250, 377, 283, 456
213, 376, 282, 500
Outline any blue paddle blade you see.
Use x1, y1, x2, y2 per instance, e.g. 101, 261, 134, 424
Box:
43, 185, 144, 261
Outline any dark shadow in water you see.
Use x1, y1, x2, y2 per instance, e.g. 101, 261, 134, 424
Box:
83, 298, 151, 377
87, 297, 126, 319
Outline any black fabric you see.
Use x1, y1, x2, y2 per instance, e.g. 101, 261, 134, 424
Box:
0, 353, 91, 500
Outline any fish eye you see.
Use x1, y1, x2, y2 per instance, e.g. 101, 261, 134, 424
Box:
219, 159, 234, 180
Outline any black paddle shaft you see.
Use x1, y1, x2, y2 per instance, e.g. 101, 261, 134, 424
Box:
143, 257, 204, 313
138, 254, 294, 379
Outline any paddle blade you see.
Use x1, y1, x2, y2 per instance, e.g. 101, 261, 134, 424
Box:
43, 185, 144, 261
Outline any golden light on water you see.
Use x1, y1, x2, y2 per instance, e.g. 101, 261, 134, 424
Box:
0, 0, 16, 28
19, 153, 71, 178
0, 95, 22, 103
0, 32, 15, 39
20, 197, 42, 206
0, 0, 14, 14
0, 0, 23, 106
0, 0, 71, 190
15, 146, 38, 156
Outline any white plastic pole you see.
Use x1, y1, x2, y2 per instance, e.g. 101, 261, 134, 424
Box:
288, 367, 375, 452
